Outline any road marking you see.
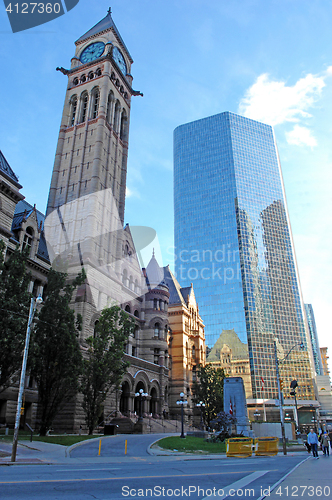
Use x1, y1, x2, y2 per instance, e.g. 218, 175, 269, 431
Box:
56, 468, 120, 472
0, 470, 261, 485
201, 470, 269, 500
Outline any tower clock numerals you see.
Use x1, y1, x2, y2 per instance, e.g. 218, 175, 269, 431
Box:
112, 47, 127, 75
80, 42, 105, 64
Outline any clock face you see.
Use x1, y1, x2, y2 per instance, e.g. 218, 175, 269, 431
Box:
113, 47, 127, 75
80, 42, 105, 64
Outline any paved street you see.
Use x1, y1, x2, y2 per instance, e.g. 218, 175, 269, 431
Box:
0, 435, 331, 499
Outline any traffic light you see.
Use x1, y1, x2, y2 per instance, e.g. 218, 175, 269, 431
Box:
279, 379, 284, 391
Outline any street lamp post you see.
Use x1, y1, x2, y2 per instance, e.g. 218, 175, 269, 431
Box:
176, 392, 188, 438
290, 380, 299, 430
273, 338, 287, 456
135, 388, 148, 422
11, 295, 43, 463
310, 404, 317, 430
196, 401, 205, 430
273, 339, 304, 456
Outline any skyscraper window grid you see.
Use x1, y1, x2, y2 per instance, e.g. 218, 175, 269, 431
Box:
174, 111, 314, 400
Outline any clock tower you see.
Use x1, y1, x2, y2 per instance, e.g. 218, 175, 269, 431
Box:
45, 9, 143, 332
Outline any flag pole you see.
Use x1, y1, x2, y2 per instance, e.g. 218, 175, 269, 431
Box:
261, 377, 267, 422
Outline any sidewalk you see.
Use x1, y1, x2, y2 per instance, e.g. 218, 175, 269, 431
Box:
267, 453, 332, 499
0, 439, 68, 464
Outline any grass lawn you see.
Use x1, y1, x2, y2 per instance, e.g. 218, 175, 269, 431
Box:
154, 436, 226, 454
0, 431, 100, 447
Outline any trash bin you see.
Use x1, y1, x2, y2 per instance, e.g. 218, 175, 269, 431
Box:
104, 424, 117, 435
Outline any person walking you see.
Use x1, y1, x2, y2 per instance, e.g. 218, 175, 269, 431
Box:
328, 430, 332, 452
322, 431, 330, 456
307, 428, 319, 459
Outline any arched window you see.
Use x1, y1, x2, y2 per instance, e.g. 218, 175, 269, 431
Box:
120, 109, 128, 141
153, 299, 158, 310
125, 305, 131, 314
22, 227, 34, 254
91, 88, 100, 119
106, 91, 114, 124
192, 345, 196, 361
79, 91, 89, 123
69, 95, 77, 126
154, 323, 160, 338
134, 279, 139, 294
113, 100, 121, 132
134, 310, 139, 318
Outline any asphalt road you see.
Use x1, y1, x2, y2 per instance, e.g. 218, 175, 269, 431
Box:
0, 434, 309, 500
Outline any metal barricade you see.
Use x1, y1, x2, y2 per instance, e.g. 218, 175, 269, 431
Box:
226, 437, 253, 457
254, 437, 279, 456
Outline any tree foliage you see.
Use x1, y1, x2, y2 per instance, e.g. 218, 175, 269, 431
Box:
192, 364, 226, 426
0, 241, 31, 392
210, 411, 237, 441
30, 268, 85, 435
80, 305, 134, 435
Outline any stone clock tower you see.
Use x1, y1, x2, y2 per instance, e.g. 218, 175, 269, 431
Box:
45, 9, 143, 337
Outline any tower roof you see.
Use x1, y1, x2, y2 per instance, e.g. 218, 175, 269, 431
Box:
75, 8, 133, 62
145, 252, 165, 287
0, 150, 20, 186
162, 266, 196, 306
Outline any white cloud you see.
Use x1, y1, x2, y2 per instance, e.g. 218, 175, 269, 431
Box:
285, 125, 317, 148
238, 72, 326, 127
238, 69, 332, 148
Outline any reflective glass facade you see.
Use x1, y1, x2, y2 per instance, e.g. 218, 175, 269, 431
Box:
174, 112, 314, 399
305, 303, 323, 376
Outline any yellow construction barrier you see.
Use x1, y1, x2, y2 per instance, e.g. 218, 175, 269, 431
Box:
254, 437, 279, 456
226, 437, 253, 457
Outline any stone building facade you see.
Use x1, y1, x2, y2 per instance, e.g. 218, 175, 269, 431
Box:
0, 151, 50, 429
0, 11, 206, 433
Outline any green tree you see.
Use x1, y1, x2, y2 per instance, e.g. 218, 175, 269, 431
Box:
80, 305, 134, 435
30, 268, 85, 435
192, 364, 226, 427
0, 240, 31, 392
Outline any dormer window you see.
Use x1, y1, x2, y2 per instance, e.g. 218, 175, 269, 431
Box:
22, 227, 34, 255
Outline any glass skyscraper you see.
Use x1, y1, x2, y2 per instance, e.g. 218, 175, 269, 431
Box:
305, 303, 323, 376
174, 111, 315, 400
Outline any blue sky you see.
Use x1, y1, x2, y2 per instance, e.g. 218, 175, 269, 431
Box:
1, 0, 332, 369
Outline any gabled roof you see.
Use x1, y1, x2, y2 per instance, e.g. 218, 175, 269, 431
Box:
13, 200, 45, 231
163, 265, 189, 306
145, 252, 164, 287
11, 200, 50, 262
207, 329, 248, 362
0, 150, 20, 185
75, 9, 133, 62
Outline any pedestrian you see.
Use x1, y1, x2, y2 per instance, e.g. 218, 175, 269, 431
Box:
304, 440, 311, 453
307, 428, 319, 459
328, 430, 332, 451
322, 431, 330, 456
